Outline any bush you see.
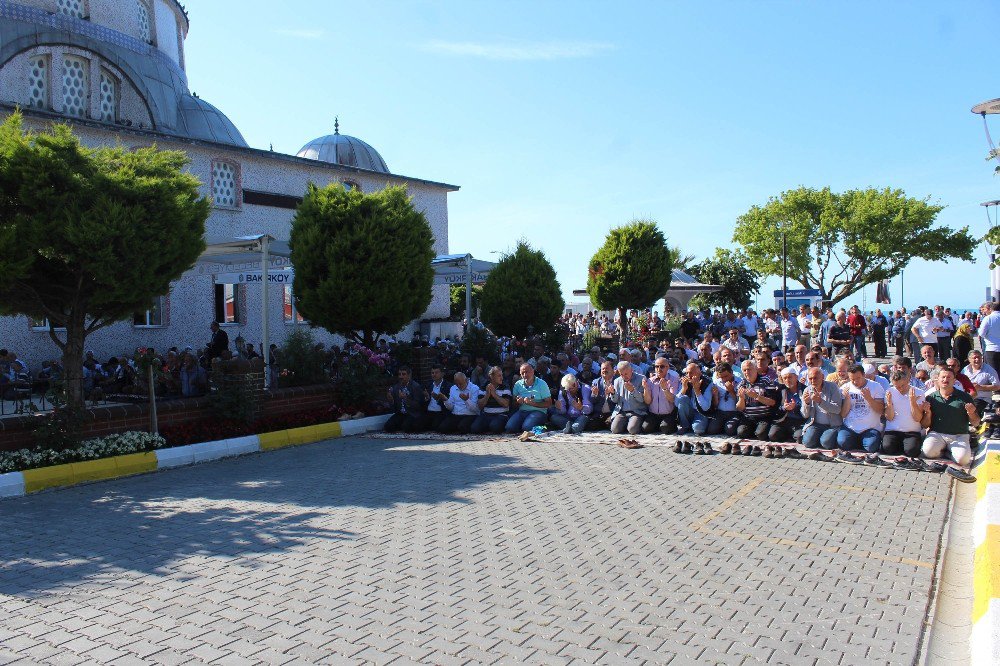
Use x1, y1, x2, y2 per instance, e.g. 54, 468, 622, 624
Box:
334, 346, 391, 413
581, 327, 601, 353
278, 328, 327, 387
159, 405, 358, 447
0, 431, 165, 473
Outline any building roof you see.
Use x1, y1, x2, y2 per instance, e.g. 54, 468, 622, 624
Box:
296, 119, 389, 173
176, 95, 248, 147
667, 268, 722, 292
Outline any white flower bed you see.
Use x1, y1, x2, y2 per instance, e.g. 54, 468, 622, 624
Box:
0, 431, 166, 474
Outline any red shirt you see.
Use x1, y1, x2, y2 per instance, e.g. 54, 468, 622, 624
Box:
847, 313, 866, 336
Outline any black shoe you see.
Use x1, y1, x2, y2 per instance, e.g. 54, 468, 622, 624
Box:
673, 441, 683, 454
836, 451, 861, 464
683, 441, 694, 454
694, 442, 705, 455
893, 457, 920, 471
916, 459, 946, 473
784, 448, 804, 459
732, 443, 742, 455
701, 441, 714, 455
751, 446, 763, 457
742, 444, 754, 456
946, 466, 977, 483
863, 454, 890, 468
807, 451, 825, 461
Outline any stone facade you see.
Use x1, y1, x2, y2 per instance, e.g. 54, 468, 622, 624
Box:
0, 0, 456, 369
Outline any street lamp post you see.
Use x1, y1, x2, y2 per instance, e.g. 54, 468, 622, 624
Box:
782, 231, 788, 311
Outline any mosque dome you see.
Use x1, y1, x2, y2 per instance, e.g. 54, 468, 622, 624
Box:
296, 119, 389, 173
176, 95, 248, 147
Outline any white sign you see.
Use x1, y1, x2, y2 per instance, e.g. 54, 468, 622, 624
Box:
215, 271, 294, 285
434, 271, 491, 285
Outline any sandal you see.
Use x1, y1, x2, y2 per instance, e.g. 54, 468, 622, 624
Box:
617, 438, 643, 449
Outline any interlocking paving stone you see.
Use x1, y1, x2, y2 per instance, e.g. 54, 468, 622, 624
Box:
0, 435, 952, 664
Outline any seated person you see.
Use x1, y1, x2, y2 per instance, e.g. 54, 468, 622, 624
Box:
422, 365, 450, 432
835, 364, 885, 454
881, 369, 925, 459
800, 367, 843, 450
676, 361, 717, 436
644, 356, 679, 435
768, 368, 805, 442
550, 374, 592, 434
179, 354, 208, 397
439, 372, 481, 434
608, 361, 652, 435
735, 360, 778, 440
588, 361, 616, 431
505, 363, 552, 433
384, 366, 424, 433
471, 366, 511, 434
709, 361, 740, 436
921, 367, 978, 469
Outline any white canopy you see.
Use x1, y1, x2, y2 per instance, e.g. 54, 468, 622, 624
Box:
197, 239, 496, 375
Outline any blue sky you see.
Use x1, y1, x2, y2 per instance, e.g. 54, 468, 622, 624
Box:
186, 0, 1000, 312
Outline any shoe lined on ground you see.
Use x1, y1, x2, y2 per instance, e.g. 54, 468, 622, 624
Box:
836, 451, 861, 464
683, 441, 694, 454
617, 438, 643, 449
784, 447, 804, 459
946, 466, 976, 483
763, 446, 775, 458
693, 442, 704, 455
807, 451, 825, 461
742, 444, 753, 456
915, 458, 946, 473
892, 457, 920, 471
673, 441, 684, 454
720, 442, 732, 455
863, 454, 890, 468
751, 445, 763, 457
701, 441, 715, 454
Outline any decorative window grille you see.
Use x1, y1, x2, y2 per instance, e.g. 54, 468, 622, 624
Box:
211, 161, 239, 208
137, 1, 151, 43
27, 56, 48, 110
62, 56, 89, 118
56, 0, 86, 18
98, 69, 117, 122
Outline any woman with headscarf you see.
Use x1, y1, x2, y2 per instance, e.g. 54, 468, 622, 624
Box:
953, 323, 974, 369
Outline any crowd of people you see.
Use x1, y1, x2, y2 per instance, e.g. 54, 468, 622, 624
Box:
386, 302, 1000, 483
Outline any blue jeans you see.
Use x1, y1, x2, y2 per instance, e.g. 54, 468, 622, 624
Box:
549, 413, 588, 434
505, 409, 548, 433
836, 426, 882, 452
852, 334, 867, 360
803, 422, 840, 449
471, 412, 508, 434
675, 394, 708, 435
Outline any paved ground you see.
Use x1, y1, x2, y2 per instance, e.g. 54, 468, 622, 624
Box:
0, 434, 955, 665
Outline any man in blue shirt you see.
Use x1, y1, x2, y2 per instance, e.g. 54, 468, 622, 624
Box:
978, 301, 1000, 373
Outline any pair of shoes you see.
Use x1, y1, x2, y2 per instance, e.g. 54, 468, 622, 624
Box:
720, 442, 733, 455
701, 441, 715, 455
763, 446, 774, 459
784, 448, 804, 459
836, 451, 862, 464
915, 458, 946, 474
617, 438, 643, 449
741, 444, 753, 456
807, 451, 828, 461
946, 466, 976, 483
673, 440, 684, 454
863, 454, 890, 468
892, 457, 920, 471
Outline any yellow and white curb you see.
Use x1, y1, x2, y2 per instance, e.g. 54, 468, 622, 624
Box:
972, 439, 1000, 666
0, 414, 389, 499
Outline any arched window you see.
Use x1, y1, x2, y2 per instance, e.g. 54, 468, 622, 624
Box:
136, 0, 152, 44
342, 180, 360, 192
62, 56, 89, 118
27, 55, 49, 110
98, 69, 117, 122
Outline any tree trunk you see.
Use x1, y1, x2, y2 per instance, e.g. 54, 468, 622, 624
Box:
618, 306, 628, 349
61, 314, 87, 412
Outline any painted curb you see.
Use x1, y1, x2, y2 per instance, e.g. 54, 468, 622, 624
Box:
971, 440, 1000, 666
1, 414, 389, 499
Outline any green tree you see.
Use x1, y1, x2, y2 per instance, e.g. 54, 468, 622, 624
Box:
587, 220, 673, 342
290, 183, 435, 347
689, 248, 762, 311
0, 113, 208, 411
449, 284, 482, 319
479, 241, 563, 338
733, 186, 976, 305
668, 245, 696, 272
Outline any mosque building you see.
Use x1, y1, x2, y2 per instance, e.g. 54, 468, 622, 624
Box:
0, 0, 456, 368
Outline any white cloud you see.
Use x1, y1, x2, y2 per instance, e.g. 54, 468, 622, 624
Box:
421, 39, 614, 61
273, 28, 326, 39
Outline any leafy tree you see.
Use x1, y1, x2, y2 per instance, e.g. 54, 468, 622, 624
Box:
0, 113, 208, 411
479, 241, 563, 338
733, 187, 976, 305
689, 248, 762, 311
449, 284, 482, 319
668, 245, 696, 272
587, 220, 673, 342
290, 183, 435, 347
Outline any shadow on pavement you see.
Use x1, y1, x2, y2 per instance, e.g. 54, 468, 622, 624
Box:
0, 437, 552, 596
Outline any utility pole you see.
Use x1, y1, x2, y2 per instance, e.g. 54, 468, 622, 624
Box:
782, 231, 788, 310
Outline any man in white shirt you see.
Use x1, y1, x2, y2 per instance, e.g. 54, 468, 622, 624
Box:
979, 301, 1000, 372
911, 308, 942, 358
439, 372, 481, 434
796, 305, 813, 349
741, 309, 759, 348
835, 364, 885, 458
881, 369, 926, 459
961, 349, 1000, 410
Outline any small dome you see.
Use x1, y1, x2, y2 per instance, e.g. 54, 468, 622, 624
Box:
176, 95, 248, 147
296, 119, 389, 173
